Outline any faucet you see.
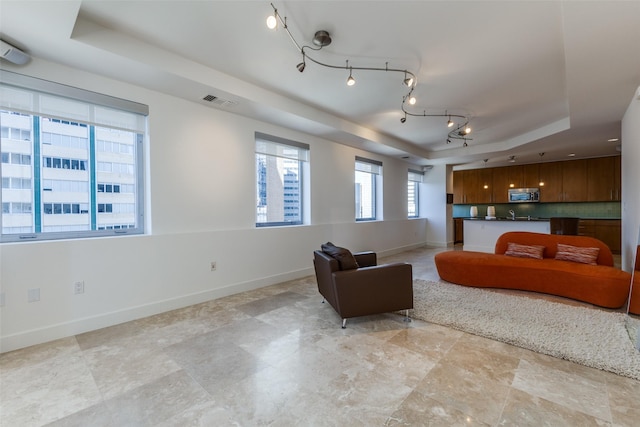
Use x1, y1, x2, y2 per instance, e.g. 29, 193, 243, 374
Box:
509, 209, 515, 220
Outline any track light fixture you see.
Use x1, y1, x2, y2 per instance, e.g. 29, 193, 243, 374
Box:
346, 61, 355, 86
296, 52, 306, 72
266, 2, 471, 145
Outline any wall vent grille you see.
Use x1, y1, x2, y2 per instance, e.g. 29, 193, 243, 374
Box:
202, 94, 238, 108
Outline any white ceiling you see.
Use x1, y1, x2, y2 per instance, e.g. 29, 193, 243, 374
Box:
1, 1, 639, 168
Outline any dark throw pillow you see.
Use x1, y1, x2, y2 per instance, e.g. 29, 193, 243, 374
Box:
321, 242, 360, 270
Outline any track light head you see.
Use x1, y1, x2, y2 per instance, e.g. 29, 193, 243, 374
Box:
400, 116, 406, 123
266, 14, 277, 29
408, 96, 416, 105
346, 62, 355, 86
463, 141, 468, 147
447, 118, 454, 128
403, 72, 414, 87
446, 138, 451, 144
465, 126, 472, 134
297, 61, 305, 72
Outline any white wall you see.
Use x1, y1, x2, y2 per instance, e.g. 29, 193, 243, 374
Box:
0, 60, 428, 352
621, 87, 640, 272
423, 164, 451, 247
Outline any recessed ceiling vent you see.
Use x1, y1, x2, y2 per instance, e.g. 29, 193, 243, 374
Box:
201, 94, 238, 108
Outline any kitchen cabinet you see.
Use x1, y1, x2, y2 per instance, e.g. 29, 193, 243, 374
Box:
561, 159, 588, 201
522, 163, 540, 188
453, 170, 464, 204
452, 156, 620, 204
492, 165, 523, 203
578, 219, 621, 254
538, 161, 563, 202
454, 218, 464, 243
454, 169, 492, 204
587, 156, 621, 201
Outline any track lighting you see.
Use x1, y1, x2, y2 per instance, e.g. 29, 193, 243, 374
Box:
266, 2, 472, 144
346, 62, 355, 86
266, 13, 278, 29
463, 142, 468, 147
403, 72, 414, 87
296, 52, 306, 72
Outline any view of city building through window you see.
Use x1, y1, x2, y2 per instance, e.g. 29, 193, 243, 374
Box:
255, 133, 308, 227
355, 157, 382, 221
0, 73, 147, 242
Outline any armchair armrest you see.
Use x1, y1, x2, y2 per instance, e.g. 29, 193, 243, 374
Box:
353, 251, 377, 267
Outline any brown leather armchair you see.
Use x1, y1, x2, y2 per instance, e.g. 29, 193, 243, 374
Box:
313, 249, 413, 328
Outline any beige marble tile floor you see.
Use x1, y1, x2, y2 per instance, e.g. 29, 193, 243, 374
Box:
1, 246, 638, 426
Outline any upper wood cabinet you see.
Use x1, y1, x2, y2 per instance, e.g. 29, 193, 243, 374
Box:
452, 156, 620, 204
453, 170, 465, 204
587, 156, 621, 201
492, 165, 523, 203
538, 161, 563, 202
522, 163, 540, 188
561, 159, 588, 202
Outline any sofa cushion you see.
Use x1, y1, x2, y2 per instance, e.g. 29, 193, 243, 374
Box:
321, 242, 359, 270
555, 243, 599, 265
504, 242, 545, 259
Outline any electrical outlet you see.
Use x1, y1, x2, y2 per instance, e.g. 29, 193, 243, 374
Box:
74, 281, 85, 294
210, 261, 217, 271
28, 288, 40, 303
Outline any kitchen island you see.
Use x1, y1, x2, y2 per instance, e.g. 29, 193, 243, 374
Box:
463, 217, 550, 253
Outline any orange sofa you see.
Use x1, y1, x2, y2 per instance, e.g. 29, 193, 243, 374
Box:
435, 231, 632, 309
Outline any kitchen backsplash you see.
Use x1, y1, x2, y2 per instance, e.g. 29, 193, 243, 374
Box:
453, 202, 621, 219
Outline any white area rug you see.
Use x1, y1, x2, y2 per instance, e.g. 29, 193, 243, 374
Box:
411, 279, 640, 380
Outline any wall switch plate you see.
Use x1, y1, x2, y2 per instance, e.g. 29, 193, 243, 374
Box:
28, 288, 40, 303
210, 261, 217, 271
74, 281, 85, 294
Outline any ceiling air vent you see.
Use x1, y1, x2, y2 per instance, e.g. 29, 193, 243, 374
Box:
202, 94, 238, 108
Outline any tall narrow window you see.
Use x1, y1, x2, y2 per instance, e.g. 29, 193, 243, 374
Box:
255, 132, 309, 227
0, 71, 147, 242
355, 157, 382, 221
408, 169, 424, 218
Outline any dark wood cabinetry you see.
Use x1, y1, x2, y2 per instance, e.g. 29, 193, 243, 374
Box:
538, 161, 563, 202
454, 218, 464, 243
492, 165, 523, 203
587, 156, 621, 201
453, 157, 620, 204
561, 159, 588, 201
522, 163, 540, 188
578, 219, 621, 254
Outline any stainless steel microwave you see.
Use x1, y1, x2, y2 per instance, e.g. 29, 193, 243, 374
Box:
508, 188, 540, 203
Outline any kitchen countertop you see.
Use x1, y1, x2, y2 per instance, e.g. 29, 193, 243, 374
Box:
460, 217, 550, 222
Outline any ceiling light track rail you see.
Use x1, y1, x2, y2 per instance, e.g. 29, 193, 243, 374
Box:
267, 3, 472, 146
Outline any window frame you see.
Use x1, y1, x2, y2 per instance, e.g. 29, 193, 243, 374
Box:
355, 156, 382, 222
255, 132, 309, 228
408, 169, 424, 219
0, 71, 147, 243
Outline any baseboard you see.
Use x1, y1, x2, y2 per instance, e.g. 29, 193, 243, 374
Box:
377, 242, 427, 258
0, 266, 315, 353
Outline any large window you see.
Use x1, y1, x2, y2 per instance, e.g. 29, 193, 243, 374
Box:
255, 132, 309, 227
408, 169, 424, 218
0, 71, 147, 242
355, 157, 382, 221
